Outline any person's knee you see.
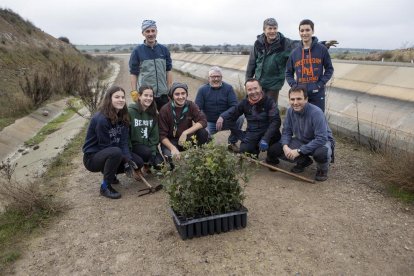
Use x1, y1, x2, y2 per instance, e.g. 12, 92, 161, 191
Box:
313, 146, 329, 163
268, 142, 283, 157
108, 147, 123, 160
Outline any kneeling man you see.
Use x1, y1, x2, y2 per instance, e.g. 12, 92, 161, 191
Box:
267, 85, 334, 181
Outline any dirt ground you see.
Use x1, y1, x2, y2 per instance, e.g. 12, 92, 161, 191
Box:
7, 56, 414, 275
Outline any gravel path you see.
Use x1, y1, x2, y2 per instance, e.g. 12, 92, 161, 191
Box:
7, 55, 413, 275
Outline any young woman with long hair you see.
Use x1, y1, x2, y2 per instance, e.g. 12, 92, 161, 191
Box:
128, 85, 164, 171
82, 86, 144, 199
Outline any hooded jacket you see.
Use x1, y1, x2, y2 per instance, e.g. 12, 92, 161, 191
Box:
128, 102, 159, 156
246, 32, 300, 91
82, 112, 132, 160
285, 37, 334, 92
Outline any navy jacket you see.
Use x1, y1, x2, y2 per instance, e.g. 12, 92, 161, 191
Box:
221, 95, 281, 143
82, 112, 131, 160
195, 82, 238, 122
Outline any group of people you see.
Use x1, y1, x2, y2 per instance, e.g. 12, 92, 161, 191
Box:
82, 17, 336, 199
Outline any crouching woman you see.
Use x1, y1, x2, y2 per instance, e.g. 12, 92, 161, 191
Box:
82, 86, 144, 199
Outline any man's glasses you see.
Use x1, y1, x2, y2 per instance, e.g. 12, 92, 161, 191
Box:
209, 75, 222, 79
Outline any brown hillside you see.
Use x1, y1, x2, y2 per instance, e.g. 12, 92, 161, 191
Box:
0, 8, 99, 129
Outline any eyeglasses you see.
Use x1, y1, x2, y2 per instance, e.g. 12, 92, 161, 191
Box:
209, 75, 222, 79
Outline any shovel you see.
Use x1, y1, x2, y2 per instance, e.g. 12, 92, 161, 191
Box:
134, 170, 163, 196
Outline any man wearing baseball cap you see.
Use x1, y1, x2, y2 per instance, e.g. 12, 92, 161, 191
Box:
129, 19, 172, 110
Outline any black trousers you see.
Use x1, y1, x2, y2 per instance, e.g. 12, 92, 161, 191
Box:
83, 147, 143, 184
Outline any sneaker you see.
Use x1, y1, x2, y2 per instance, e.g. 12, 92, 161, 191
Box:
291, 157, 313, 173
227, 143, 240, 153
100, 184, 121, 199
315, 169, 328, 181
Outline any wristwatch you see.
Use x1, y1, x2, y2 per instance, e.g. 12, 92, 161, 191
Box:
297, 149, 303, 155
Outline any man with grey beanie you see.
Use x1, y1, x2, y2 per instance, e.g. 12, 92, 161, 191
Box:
246, 18, 337, 105
129, 19, 172, 111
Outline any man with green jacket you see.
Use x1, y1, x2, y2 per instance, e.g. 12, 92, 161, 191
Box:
246, 18, 337, 105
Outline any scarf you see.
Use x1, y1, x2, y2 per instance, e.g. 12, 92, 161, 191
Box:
171, 101, 189, 137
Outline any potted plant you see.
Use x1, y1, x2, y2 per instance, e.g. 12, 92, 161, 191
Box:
162, 141, 250, 240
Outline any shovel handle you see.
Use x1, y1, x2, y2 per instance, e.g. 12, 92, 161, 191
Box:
246, 157, 315, 184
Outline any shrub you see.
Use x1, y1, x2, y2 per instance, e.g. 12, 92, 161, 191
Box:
58, 36, 70, 44
163, 141, 250, 218
19, 72, 52, 108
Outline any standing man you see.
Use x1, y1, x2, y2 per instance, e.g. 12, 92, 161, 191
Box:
220, 78, 281, 156
159, 82, 209, 168
285, 19, 334, 113
267, 86, 335, 182
129, 19, 172, 111
246, 18, 337, 105
195, 66, 244, 152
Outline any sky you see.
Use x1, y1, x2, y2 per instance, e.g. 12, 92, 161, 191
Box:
1, 0, 413, 50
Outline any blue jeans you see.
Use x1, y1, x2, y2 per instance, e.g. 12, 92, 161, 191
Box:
207, 115, 244, 144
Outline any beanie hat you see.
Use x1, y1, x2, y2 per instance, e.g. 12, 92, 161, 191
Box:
142, 20, 157, 32
263, 18, 278, 29
169, 82, 188, 98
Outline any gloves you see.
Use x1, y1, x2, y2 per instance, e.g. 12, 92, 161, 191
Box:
258, 139, 269, 152
131, 90, 139, 102
124, 160, 138, 178
325, 40, 338, 48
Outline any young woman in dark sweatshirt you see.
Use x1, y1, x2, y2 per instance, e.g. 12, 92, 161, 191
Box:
82, 86, 144, 199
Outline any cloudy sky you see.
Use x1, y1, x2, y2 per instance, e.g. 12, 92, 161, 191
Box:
1, 0, 412, 49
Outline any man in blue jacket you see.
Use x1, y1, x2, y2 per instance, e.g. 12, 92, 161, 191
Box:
195, 66, 244, 152
220, 78, 281, 156
267, 86, 334, 181
285, 19, 334, 112
129, 20, 172, 110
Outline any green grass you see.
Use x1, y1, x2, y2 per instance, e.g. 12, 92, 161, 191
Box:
24, 107, 76, 146
0, 208, 52, 271
388, 186, 414, 204
0, 120, 87, 271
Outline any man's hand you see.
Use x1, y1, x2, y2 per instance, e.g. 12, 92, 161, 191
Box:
216, 117, 224, 131
283, 145, 300, 160
325, 40, 339, 48
171, 146, 181, 160
178, 131, 187, 146
258, 139, 269, 152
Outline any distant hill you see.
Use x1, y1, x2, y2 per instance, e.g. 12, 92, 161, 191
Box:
0, 8, 97, 128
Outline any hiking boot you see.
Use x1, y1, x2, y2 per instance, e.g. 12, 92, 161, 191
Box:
100, 184, 121, 199
291, 157, 313, 173
315, 169, 328, 181
227, 143, 240, 153
265, 157, 279, 171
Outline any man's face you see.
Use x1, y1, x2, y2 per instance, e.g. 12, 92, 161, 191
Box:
208, 72, 222, 88
172, 88, 188, 107
299, 24, 314, 44
264, 25, 278, 42
245, 81, 262, 102
142, 27, 157, 44
289, 90, 308, 112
